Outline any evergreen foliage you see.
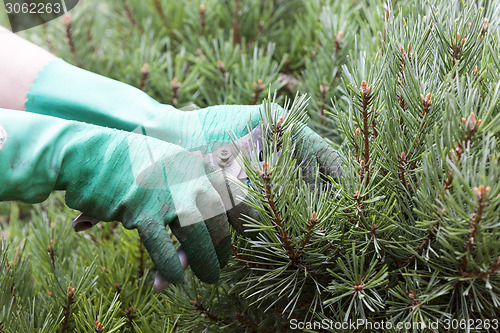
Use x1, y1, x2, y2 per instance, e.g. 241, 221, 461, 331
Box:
1, 0, 499, 331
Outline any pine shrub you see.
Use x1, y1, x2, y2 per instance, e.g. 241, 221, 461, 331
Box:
1, 0, 499, 331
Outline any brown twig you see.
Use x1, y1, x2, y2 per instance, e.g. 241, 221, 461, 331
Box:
231, 244, 274, 270
199, 4, 206, 35
170, 77, 182, 108
125, 306, 135, 331
62, 14, 79, 65
139, 63, 150, 92
191, 295, 232, 326
405, 219, 442, 267
398, 152, 411, 191
353, 191, 365, 220
461, 256, 500, 279
450, 32, 465, 70
47, 239, 55, 270
251, 79, 265, 105
334, 31, 343, 58
480, 18, 488, 38
121, 0, 143, 33
217, 60, 226, 77
260, 162, 297, 263
295, 212, 319, 260
153, 0, 167, 23
443, 113, 481, 190
232, 0, 241, 46
61, 286, 75, 333
359, 81, 373, 184
245, 21, 264, 50
411, 93, 432, 149
460, 185, 490, 272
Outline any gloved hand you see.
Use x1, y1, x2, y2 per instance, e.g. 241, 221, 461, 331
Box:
26, 59, 343, 179
0, 109, 231, 284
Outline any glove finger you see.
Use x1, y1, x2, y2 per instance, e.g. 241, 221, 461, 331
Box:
203, 162, 243, 232
135, 218, 184, 284
200, 211, 231, 269
169, 211, 221, 284
299, 126, 344, 180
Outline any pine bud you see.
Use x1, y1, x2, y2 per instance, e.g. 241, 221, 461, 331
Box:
360, 80, 371, 95
276, 116, 283, 128
217, 60, 225, 72
62, 13, 72, 26
461, 117, 466, 124
319, 84, 329, 94
335, 31, 343, 44
421, 93, 432, 109
199, 4, 205, 14
469, 112, 477, 130
170, 77, 182, 89
355, 128, 360, 136
473, 185, 490, 201
311, 211, 318, 223
95, 320, 105, 333
482, 18, 488, 35
141, 63, 150, 75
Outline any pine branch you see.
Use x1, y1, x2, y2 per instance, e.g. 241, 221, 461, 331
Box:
251, 79, 265, 105
296, 212, 319, 257
259, 162, 297, 264
139, 64, 150, 92
121, 0, 143, 33
152, 0, 167, 23
199, 5, 206, 36
61, 286, 75, 333
460, 185, 491, 273
125, 306, 135, 331
443, 112, 481, 190
359, 80, 373, 184
191, 295, 232, 327
62, 14, 80, 67
46, 239, 55, 270
232, 0, 241, 46
170, 77, 182, 108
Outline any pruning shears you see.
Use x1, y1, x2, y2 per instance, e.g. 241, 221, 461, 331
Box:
72, 125, 264, 292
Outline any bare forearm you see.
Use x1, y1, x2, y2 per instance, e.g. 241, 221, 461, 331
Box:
0, 26, 56, 110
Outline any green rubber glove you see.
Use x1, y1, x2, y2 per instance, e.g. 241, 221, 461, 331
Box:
0, 109, 231, 284
26, 59, 343, 179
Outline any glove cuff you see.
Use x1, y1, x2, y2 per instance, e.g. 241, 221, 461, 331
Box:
25, 58, 176, 131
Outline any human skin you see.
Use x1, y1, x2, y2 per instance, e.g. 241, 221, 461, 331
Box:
0, 25, 56, 110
